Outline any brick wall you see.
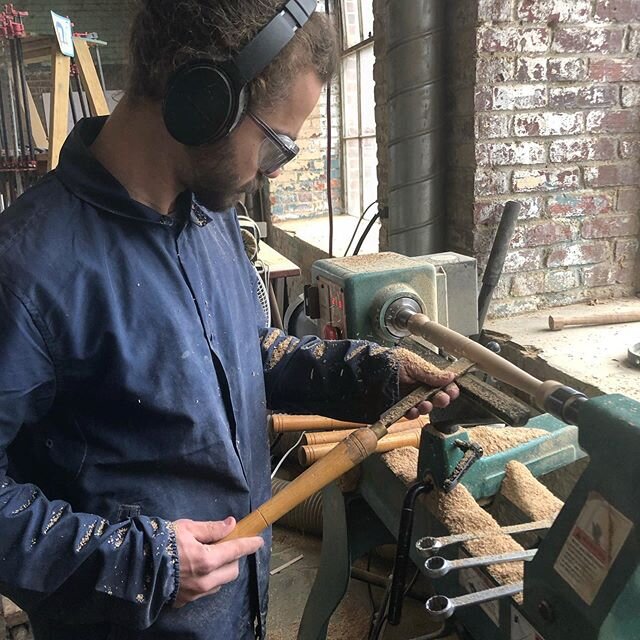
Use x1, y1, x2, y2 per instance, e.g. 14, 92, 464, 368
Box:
469, 0, 640, 315
375, 0, 640, 317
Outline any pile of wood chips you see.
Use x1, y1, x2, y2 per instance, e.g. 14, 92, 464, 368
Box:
0, 598, 32, 640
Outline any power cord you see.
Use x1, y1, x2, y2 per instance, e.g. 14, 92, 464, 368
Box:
271, 431, 306, 479
353, 211, 381, 256
344, 200, 378, 256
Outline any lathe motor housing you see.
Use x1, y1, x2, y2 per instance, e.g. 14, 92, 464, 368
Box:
308, 251, 479, 345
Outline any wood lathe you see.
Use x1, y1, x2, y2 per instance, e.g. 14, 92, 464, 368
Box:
269, 251, 640, 640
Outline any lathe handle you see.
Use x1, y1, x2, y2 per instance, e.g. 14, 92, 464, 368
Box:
549, 310, 640, 331
222, 426, 380, 541
406, 314, 561, 410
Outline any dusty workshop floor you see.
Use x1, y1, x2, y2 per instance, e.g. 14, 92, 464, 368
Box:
488, 297, 640, 400
267, 528, 453, 640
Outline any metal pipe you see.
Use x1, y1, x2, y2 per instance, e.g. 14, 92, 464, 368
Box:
477, 201, 521, 330
387, 0, 446, 256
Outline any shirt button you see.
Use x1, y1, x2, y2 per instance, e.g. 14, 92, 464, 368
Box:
161, 217, 174, 227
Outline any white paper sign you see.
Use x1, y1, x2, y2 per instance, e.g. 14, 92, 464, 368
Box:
554, 491, 633, 605
51, 11, 74, 57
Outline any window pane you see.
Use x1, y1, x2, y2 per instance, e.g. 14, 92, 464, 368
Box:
342, 0, 361, 48
361, 137, 378, 215
345, 139, 362, 216
361, 0, 374, 40
359, 45, 376, 136
341, 53, 360, 138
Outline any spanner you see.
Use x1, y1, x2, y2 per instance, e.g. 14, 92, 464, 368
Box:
416, 519, 553, 556
425, 582, 524, 621
425, 549, 537, 579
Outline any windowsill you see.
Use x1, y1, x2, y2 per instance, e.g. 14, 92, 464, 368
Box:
274, 214, 381, 257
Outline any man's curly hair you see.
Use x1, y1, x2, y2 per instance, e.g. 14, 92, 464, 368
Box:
127, 0, 339, 113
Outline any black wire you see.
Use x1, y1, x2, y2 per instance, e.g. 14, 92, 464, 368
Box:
344, 200, 378, 257
353, 211, 381, 256
325, 0, 334, 258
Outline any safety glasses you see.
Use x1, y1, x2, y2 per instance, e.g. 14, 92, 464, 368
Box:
248, 112, 299, 175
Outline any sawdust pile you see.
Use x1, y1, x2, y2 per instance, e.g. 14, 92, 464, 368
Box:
381, 448, 525, 588
464, 426, 549, 456
501, 461, 564, 521
427, 483, 525, 588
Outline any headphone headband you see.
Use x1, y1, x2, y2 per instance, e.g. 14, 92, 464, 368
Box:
233, 0, 317, 84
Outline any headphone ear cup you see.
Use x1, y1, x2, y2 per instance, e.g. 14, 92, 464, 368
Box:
163, 63, 242, 146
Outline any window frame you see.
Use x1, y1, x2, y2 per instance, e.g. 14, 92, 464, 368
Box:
338, 1, 377, 219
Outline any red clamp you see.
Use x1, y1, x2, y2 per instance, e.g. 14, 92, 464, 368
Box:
0, 4, 28, 39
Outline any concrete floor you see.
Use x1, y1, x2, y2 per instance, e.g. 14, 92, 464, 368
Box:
488, 297, 640, 400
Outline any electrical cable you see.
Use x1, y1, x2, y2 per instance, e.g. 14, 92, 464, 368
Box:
325, 0, 334, 258
353, 211, 381, 256
271, 431, 306, 479
344, 200, 378, 256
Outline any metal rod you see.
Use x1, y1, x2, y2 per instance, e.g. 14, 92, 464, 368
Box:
477, 201, 521, 331
69, 85, 78, 124
73, 68, 89, 118
15, 37, 34, 161
424, 549, 537, 579
8, 39, 24, 162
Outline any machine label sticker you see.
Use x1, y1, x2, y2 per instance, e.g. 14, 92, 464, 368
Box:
554, 491, 633, 605
459, 552, 499, 626
510, 606, 545, 640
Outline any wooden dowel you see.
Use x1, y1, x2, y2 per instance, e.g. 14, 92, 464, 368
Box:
406, 314, 560, 408
271, 414, 367, 433
299, 429, 422, 467
303, 417, 427, 445
549, 310, 640, 331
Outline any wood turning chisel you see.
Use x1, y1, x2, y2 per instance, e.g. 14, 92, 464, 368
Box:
222, 358, 475, 541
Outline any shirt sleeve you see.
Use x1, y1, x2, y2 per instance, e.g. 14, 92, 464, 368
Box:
0, 282, 179, 629
259, 327, 401, 423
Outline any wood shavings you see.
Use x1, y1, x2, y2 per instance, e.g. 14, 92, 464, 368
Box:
464, 426, 549, 456
381, 448, 525, 589
501, 461, 564, 521
381, 446, 419, 486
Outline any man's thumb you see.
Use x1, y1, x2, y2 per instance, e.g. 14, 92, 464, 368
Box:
191, 517, 236, 544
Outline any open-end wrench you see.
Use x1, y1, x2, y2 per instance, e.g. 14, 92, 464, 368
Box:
425, 549, 537, 579
425, 582, 523, 621
416, 519, 553, 556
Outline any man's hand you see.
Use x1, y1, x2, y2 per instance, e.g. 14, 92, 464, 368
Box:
394, 348, 460, 418
172, 517, 264, 608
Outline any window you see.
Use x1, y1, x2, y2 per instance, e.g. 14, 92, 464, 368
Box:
340, 0, 377, 218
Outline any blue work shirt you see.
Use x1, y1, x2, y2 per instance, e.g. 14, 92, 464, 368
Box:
0, 117, 401, 639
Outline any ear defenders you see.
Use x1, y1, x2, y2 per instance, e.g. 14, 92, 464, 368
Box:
163, 0, 317, 147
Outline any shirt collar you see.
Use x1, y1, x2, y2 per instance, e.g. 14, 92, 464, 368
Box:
55, 116, 212, 227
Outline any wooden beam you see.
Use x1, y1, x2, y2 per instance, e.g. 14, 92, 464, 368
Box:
48, 49, 70, 171
73, 38, 109, 116
26, 83, 48, 150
